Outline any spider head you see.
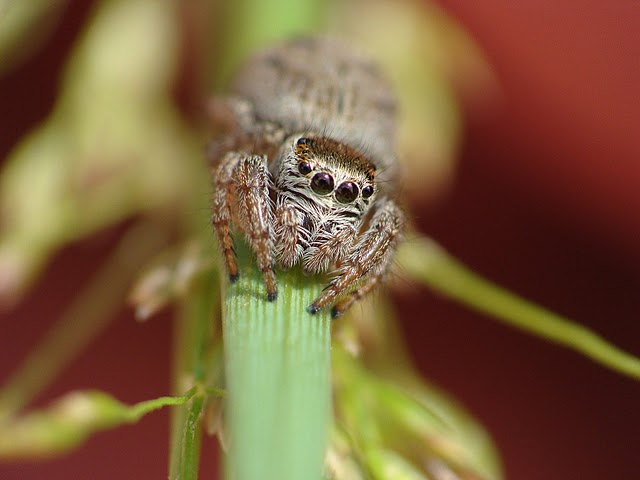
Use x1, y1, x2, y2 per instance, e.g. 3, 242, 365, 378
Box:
275, 135, 377, 219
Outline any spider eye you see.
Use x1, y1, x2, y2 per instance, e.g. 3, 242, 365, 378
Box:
336, 181, 359, 203
298, 162, 312, 175
310, 172, 335, 195
362, 185, 374, 198
297, 137, 310, 145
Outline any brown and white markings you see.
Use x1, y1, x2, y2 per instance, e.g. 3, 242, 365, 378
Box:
208, 37, 405, 318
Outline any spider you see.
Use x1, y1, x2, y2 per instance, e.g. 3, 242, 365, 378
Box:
208, 37, 405, 318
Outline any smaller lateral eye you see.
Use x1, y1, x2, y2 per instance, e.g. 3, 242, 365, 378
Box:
297, 137, 310, 146
298, 162, 312, 175
362, 185, 374, 198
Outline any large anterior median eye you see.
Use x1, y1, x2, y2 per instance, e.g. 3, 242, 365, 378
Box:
335, 181, 359, 203
310, 172, 335, 195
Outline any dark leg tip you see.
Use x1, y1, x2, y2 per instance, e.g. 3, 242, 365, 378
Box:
266, 291, 278, 302
229, 273, 240, 283
330, 307, 342, 319
307, 304, 321, 315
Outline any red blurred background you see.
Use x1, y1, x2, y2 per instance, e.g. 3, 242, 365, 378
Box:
1, 1, 639, 478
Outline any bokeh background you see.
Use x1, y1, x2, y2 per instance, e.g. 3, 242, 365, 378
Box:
1, 0, 639, 478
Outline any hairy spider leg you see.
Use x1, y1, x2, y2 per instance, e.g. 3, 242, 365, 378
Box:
307, 197, 404, 315
212, 151, 278, 301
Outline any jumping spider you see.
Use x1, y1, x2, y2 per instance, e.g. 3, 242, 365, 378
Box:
208, 37, 404, 318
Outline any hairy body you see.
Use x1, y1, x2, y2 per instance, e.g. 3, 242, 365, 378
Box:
209, 37, 404, 317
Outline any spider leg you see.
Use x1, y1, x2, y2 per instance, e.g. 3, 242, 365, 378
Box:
211, 155, 239, 282
211, 151, 278, 301
330, 274, 381, 319
274, 201, 304, 269
307, 197, 404, 315
303, 223, 357, 274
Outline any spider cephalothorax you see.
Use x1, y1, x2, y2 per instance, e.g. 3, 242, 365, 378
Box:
272, 134, 378, 273
209, 37, 404, 317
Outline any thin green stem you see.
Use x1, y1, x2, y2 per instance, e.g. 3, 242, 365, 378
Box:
127, 387, 199, 422
168, 268, 220, 480
398, 237, 640, 380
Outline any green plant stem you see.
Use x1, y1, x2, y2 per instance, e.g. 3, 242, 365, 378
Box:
168, 268, 220, 480
398, 237, 640, 380
223, 247, 331, 480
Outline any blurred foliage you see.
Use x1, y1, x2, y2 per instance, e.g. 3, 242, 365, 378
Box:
0, 387, 203, 458
0, 0, 70, 73
331, 0, 498, 204
2, 1, 637, 480
0, 0, 203, 309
